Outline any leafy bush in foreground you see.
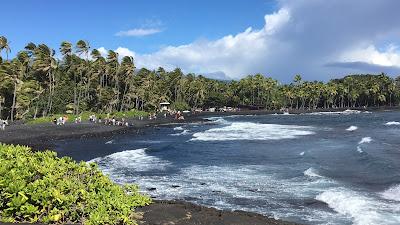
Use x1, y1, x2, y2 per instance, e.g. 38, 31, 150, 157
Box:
0, 144, 151, 225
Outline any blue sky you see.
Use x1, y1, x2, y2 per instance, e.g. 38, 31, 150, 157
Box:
3, 0, 276, 54
2, 0, 400, 81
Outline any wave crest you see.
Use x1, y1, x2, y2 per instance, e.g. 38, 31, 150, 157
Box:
191, 122, 315, 141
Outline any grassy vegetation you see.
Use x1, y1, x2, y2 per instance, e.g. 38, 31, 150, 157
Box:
26, 110, 149, 125
0, 143, 151, 225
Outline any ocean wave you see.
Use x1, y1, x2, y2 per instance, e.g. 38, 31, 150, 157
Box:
88, 148, 171, 182
190, 122, 315, 141
170, 129, 190, 136
385, 121, 400, 126
358, 137, 372, 144
304, 168, 324, 178
305, 109, 361, 116
105, 140, 114, 144
173, 126, 184, 131
316, 188, 400, 225
380, 184, 400, 202
346, 126, 358, 131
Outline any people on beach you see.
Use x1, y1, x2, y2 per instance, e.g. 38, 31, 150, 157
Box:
175, 111, 185, 120
89, 114, 97, 123
75, 116, 81, 123
0, 119, 8, 130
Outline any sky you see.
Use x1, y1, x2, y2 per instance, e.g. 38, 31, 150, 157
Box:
2, 0, 400, 82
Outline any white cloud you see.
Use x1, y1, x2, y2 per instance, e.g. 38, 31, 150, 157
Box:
115, 28, 162, 37
115, 47, 135, 58
341, 45, 400, 67
97, 47, 108, 57
105, 1, 400, 80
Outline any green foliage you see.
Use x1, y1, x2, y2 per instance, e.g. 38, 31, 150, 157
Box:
171, 101, 190, 111
0, 143, 151, 225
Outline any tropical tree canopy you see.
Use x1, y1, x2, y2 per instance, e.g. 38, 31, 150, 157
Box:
1, 36, 400, 120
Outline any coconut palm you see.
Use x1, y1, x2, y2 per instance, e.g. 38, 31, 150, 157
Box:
0, 36, 11, 60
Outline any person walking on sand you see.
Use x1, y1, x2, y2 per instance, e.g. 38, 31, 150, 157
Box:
1, 119, 7, 130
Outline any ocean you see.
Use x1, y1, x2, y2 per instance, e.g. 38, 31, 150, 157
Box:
55, 110, 400, 225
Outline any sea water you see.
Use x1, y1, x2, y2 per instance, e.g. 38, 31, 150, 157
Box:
55, 111, 400, 225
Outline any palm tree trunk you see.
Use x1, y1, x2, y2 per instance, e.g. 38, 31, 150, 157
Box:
11, 82, 17, 122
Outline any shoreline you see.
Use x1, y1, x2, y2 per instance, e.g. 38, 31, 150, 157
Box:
2, 107, 393, 225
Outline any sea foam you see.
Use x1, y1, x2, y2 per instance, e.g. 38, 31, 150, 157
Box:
380, 184, 400, 202
385, 121, 400, 126
304, 168, 323, 178
358, 137, 372, 144
170, 129, 190, 136
191, 122, 315, 141
88, 148, 171, 183
316, 188, 400, 225
346, 126, 358, 131
173, 126, 184, 131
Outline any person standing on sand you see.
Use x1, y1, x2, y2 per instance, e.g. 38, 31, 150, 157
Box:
0, 119, 7, 130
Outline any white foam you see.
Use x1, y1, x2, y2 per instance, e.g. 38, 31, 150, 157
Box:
356, 146, 363, 153
105, 140, 114, 144
304, 168, 324, 178
306, 110, 361, 115
170, 129, 190, 136
131, 164, 340, 224
173, 126, 184, 131
385, 121, 400, 126
191, 122, 315, 141
205, 117, 230, 125
380, 184, 400, 202
346, 126, 358, 131
88, 148, 171, 182
300, 151, 305, 156
358, 137, 372, 145
316, 188, 400, 225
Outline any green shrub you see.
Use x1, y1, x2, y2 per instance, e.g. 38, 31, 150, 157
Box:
0, 144, 151, 225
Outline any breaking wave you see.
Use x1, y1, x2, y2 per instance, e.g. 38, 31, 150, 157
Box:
304, 167, 324, 178
170, 129, 190, 136
385, 121, 400, 126
88, 148, 171, 183
173, 126, 184, 131
346, 126, 358, 131
358, 137, 372, 144
380, 184, 400, 202
316, 188, 400, 225
191, 122, 315, 141
306, 109, 361, 115
105, 140, 114, 144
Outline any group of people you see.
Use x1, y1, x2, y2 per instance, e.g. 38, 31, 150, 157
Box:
174, 111, 185, 120
103, 116, 129, 127
53, 116, 69, 125
0, 119, 8, 130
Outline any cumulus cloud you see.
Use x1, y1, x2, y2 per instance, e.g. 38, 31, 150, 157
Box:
115, 28, 162, 37
109, 1, 400, 81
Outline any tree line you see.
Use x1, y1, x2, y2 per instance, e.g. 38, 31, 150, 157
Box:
1, 36, 400, 121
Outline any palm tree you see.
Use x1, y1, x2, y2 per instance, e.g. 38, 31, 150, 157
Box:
0, 59, 24, 121
119, 56, 135, 111
32, 44, 58, 115
0, 36, 11, 60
